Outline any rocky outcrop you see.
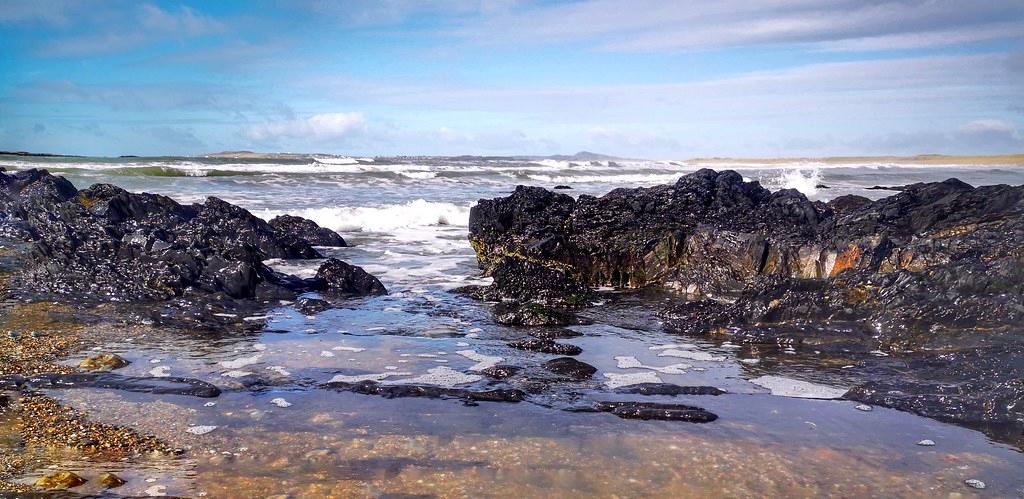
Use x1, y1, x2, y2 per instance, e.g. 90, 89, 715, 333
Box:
0, 168, 384, 307
468, 168, 1024, 444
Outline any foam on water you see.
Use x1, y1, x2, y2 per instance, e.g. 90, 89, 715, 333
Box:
749, 375, 849, 399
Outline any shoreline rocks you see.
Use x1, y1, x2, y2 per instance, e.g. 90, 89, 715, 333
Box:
0, 168, 385, 323
467, 169, 1024, 445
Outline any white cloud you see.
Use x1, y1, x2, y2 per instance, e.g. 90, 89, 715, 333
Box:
247, 112, 368, 141
34, 3, 225, 57
959, 119, 1017, 135
453, 0, 1024, 52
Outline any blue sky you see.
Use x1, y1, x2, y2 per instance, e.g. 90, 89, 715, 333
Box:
1, 0, 1022, 158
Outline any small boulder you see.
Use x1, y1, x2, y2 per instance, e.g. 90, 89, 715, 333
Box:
481, 365, 522, 379
35, 471, 87, 490
314, 258, 387, 295
79, 353, 130, 371
97, 472, 126, 489
543, 357, 596, 378
269, 214, 347, 247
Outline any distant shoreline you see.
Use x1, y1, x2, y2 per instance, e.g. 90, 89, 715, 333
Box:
2, 150, 1022, 165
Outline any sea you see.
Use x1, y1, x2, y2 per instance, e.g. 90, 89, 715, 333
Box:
2, 154, 1024, 497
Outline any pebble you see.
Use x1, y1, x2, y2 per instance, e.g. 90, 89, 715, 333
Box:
964, 479, 986, 489
917, 439, 936, 446
855, 404, 873, 412
186, 425, 218, 435
270, 398, 292, 408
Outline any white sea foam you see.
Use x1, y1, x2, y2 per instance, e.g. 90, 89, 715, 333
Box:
388, 366, 481, 387
219, 354, 262, 369
615, 355, 691, 374
763, 168, 823, 196
657, 349, 726, 362
456, 350, 503, 371
749, 375, 849, 399
603, 371, 663, 388
328, 372, 411, 383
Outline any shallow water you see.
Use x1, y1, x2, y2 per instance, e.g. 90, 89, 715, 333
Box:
3, 155, 1024, 497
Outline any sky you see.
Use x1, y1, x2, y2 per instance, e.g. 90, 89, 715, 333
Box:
1, 0, 1023, 158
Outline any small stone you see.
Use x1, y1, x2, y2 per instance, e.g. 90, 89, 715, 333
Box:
270, 398, 292, 408
36, 471, 87, 490
917, 439, 936, 446
7, 331, 19, 340
855, 404, 873, 412
79, 353, 130, 371
964, 479, 986, 489
186, 425, 218, 435
97, 472, 126, 488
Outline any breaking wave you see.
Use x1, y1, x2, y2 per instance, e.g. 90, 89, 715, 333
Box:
259, 200, 472, 233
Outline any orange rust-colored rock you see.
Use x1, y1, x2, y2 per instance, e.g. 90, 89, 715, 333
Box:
829, 244, 862, 277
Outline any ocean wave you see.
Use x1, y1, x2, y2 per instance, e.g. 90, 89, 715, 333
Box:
761, 168, 823, 196
258, 200, 473, 232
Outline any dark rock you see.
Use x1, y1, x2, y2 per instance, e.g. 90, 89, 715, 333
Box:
314, 258, 388, 295
826, 194, 872, 214
586, 401, 718, 422
0, 169, 384, 311
0, 373, 221, 398
553, 185, 572, 190
543, 357, 596, 378
0, 392, 9, 408
322, 380, 526, 403
481, 365, 522, 379
615, 383, 725, 396
466, 169, 1024, 443
269, 214, 347, 247
508, 338, 582, 356
493, 301, 573, 326
815, 183, 830, 189
296, 297, 332, 315
528, 328, 583, 340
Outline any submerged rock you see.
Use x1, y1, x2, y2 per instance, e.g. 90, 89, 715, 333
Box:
587, 401, 718, 422
97, 472, 126, 489
0, 373, 221, 398
35, 471, 87, 490
79, 353, 130, 371
322, 379, 526, 403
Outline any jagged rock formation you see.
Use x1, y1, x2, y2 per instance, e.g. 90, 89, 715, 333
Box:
467, 168, 1024, 444
0, 168, 385, 306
